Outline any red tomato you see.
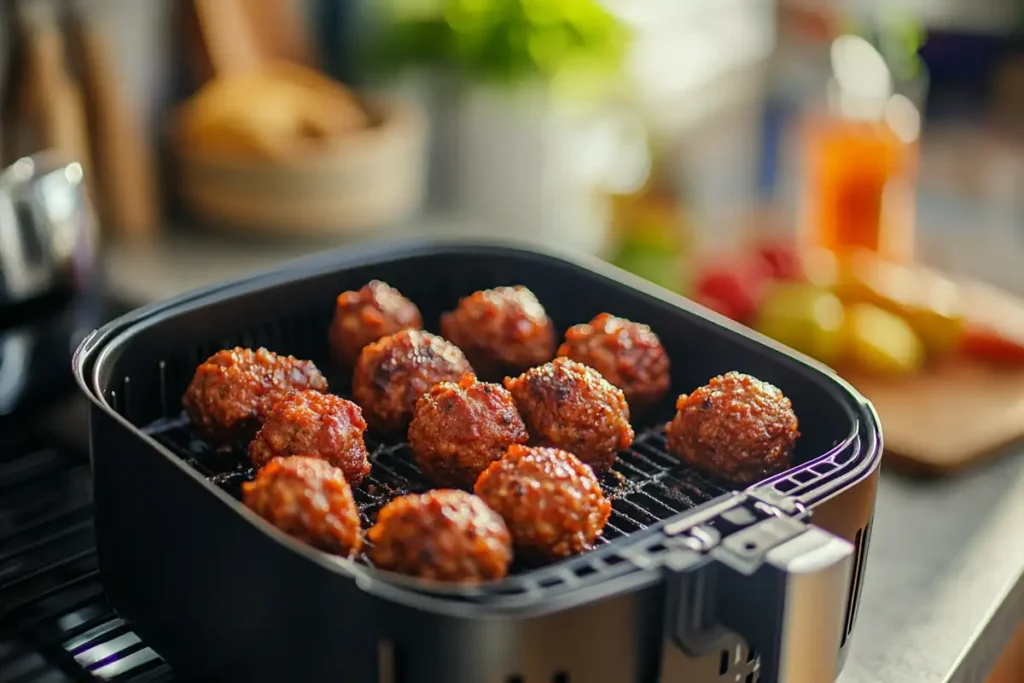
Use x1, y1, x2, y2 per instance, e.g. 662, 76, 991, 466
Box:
693, 292, 744, 322
693, 264, 765, 324
754, 243, 804, 281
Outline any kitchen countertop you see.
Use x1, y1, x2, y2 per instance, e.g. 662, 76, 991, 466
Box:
838, 455, 1024, 683
104, 229, 1024, 683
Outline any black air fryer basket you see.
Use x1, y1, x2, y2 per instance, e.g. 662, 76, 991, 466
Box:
74, 241, 881, 683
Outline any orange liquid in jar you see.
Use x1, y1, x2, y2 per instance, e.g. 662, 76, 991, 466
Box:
800, 114, 918, 262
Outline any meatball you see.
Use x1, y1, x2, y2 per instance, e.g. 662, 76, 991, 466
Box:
408, 374, 528, 488
440, 286, 555, 378
352, 329, 473, 433
368, 490, 512, 583
248, 390, 371, 486
665, 371, 800, 484
475, 445, 610, 561
504, 357, 634, 474
242, 456, 362, 557
557, 313, 671, 413
329, 280, 423, 367
182, 347, 328, 447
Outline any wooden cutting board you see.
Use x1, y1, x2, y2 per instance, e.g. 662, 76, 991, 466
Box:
846, 362, 1024, 476
844, 280, 1024, 476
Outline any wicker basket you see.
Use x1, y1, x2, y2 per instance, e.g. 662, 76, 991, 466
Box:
173, 97, 427, 238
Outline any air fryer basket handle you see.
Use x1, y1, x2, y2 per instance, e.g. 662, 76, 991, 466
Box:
715, 524, 853, 683
662, 503, 854, 683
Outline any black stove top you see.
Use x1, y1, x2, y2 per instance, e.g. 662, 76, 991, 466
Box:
0, 290, 175, 682
0, 414, 178, 683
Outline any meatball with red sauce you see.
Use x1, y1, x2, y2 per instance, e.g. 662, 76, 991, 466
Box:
504, 357, 633, 474
475, 445, 610, 561
408, 374, 528, 488
665, 371, 800, 484
368, 490, 512, 583
352, 329, 473, 433
182, 347, 328, 447
248, 390, 371, 486
242, 456, 362, 557
329, 280, 423, 367
558, 313, 671, 413
441, 286, 555, 378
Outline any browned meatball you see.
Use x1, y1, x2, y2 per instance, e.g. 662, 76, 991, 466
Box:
408, 374, 528, 488
558, 313, 671, 413
475, 445, 610, 561
368, 490, 512, 583
352, 329, 473, 433
665, 372, 800, 484
182, 347, 328, 447
329, 280, 423, 367
440, 286, 555, 378
248, 390, 371, 486
242, 456, 362, 557
504, 357, 634, 474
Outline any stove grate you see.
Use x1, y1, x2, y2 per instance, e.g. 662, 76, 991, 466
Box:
1, 444, 177, 682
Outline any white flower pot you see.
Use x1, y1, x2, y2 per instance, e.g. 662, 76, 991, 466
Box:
383, 73, 626, 256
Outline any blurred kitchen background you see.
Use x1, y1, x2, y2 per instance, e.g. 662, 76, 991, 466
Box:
5, 5, 1024, 681
3, 0, 1024, 400
0, 0, 1019, 293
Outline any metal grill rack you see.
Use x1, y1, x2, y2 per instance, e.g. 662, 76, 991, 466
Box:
143, 412, 733, 577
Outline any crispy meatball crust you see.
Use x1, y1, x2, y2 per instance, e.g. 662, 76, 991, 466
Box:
329, 280, 423, 367
440, 286, 555, 378
368, 490, 512, 583
558, 313, 671, 413
665, 371, 800, 484
182, 347, 328, 447
408, 374, 528, 488
248, 390, 371, 485
474, 445, 610, 561
242, 456, 362, 557
352, 329, 474, 433
503, 357, 634, 474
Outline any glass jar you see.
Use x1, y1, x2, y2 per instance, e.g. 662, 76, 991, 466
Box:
797, 34, 924, 263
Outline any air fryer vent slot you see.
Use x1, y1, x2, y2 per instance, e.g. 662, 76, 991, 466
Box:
377, 640, 398, 683
843, 521, 872, 645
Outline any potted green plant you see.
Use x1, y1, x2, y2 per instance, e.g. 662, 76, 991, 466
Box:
367, 0, 632, 253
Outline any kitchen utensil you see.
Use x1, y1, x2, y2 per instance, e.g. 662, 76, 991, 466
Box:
190, 0, 266, 78
75, 240, 881, 683
68, 0, 161, 243
11, 0, 95, 203
244, 0, 315, 67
